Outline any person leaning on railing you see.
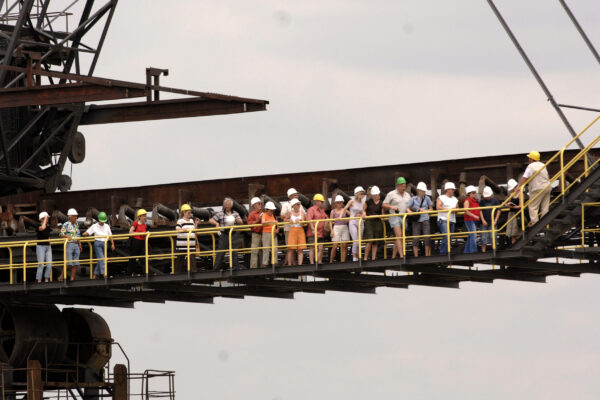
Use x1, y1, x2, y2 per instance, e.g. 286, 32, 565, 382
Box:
463, 185, 481, 254
407, 182, 433, 257
82, 212, 115, 279
286, 198, 307, 266
59, 208, 82, 281
280, 188, 303, 266
517, 151, 551, 226
127, 209, 148, 276
307, 194, 328, 264
505, 179, 523, 243
175, 204, 200, 273
330, 195, 350, 263
36, 211, 52, 283
479, 186, 500, 253
363, 185, 383, 261
344, 187, 366, 262
383, 177, 411, 259
436, 182, 458, 255
247, 197, 263, 269
261, 201, 279, 267
210, 198, 243, 270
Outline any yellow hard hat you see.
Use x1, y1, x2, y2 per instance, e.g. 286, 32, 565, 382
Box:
313, 193, 325, 202
136, 208, 147, 218
180, 204, 192, 212
527, 151, 540, 161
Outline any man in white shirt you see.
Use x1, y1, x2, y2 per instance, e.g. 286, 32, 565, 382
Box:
518, 151, 551, 226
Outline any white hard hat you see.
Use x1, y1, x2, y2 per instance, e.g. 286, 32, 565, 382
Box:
265, 201, 277, 210
67, 208, 78, 216
354, 186, 365, 195
444, 182, 456, 191
290, 198, 300, 207
250, 197, 261, 206
416, 182, 427, 192
38, 211, 49, 220
287, 188, 298, 198
370, 186, 380, 195
507, 179, 518, 191
334, 195, 344, 203
466, 185, 477, 194
483, 186, 494, 197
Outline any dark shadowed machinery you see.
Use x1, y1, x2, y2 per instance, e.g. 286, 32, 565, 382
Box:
0, 1, 600, 400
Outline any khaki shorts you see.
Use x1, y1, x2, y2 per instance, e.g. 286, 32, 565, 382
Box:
332, 225, 350, 242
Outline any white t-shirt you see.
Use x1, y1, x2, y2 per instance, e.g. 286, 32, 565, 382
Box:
86, 223, 112, 242
523, 161, 550, 192
437, 195, 458, 223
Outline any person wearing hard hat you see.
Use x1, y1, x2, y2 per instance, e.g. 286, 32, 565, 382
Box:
35, 211, 52, 283
286, 198, 307, 265
280, 188, 304, 266
383, 177, 411, 259
463, 185, 481, 254
343, 187, 367, 262
127, 208, 149, 275
307, 194, 328, 264
518, 151, 551, 226
247, 197, 263, 268
261, 201, 280, 267
363, 186, 383, 261
59, 208, 82, 281
83, 211, 115, 279
506, 179, 523, 243
407, 182, 433, 257
436, 182, 459, 255
175, 204, 200, 273
479, 186, 500, 253
329, 195, 350, 263
209, 198, 244, 270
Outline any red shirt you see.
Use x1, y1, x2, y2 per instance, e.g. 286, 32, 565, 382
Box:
131, 221, 147, 240
247, 210, 263, 233
306, 205, 328, 238
464, 198, 480, 221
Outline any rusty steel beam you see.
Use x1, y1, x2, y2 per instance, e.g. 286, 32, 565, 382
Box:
0, 83, 146, 108
80, 97, 268, 125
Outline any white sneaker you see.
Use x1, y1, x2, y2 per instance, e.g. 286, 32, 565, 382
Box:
352, 257, 358, 262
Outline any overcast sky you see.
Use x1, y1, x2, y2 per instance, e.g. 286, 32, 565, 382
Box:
62, 1, 600, 399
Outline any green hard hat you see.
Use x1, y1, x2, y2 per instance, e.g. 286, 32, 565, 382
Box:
396, 177, 407, 185
98, 211, 108, 223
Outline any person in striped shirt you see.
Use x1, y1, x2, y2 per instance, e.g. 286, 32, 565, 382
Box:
175, 203, 200, 273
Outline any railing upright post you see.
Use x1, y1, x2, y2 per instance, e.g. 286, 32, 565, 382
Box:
186, 230, 192, 276
145, 232, 150, 278
358, 217, 363, 264
9, 247, 13, 285
271, 225, 276, 272
520, 187, 526, 233
22, 241, 28, 286
314, 221, 319, 268
63, 238, 68, 285
446, 211, 451, 256
228, 227, 234, 270
491, 208, 497, 256
402, 214, 407, 262
560, 150, 565, 202
381, 219, 387, 260
103, 238, 108, 282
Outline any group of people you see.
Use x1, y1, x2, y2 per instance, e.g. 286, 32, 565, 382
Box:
32, 151, 552, 279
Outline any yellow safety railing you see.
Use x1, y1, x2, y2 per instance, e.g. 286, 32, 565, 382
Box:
581, 202, 600, 248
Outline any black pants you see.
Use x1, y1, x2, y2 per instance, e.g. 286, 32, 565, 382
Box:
214, 232, 239, 269
127, 239, 145, 275
175, 253, 197, 273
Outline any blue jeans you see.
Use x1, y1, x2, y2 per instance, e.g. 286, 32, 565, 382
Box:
66, 242, 80, 266
36, 245, 52, 281
438, 220, 455, 255
93, 241, 106, 276
464, 220, 479, 254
